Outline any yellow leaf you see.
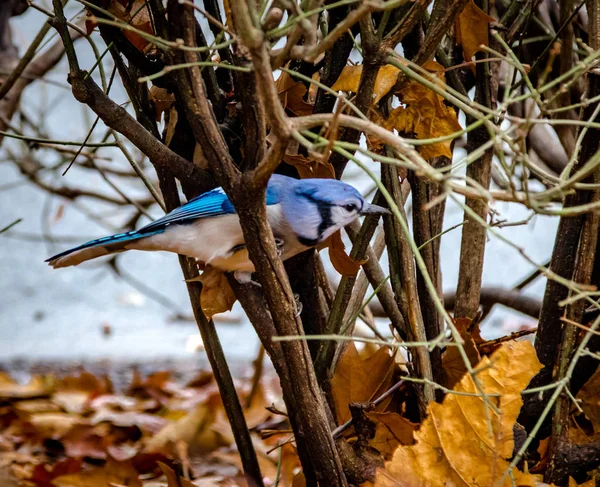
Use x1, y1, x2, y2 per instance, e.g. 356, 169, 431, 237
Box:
0, 373, 54, 399
196, 266, 237, 319
332, 64, 402, 104
366, 412, 417, 459
386, 61, 462, 160
375, 340, 541, 487
332, 342, 395, 425
455, 0, 495, 67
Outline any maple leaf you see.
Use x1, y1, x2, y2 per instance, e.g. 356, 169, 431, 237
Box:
332, 64, 402, 104
331, 343, 395, 424
386, 60, 462, 160
455, 0, 495, 68
375, 340, 541, 487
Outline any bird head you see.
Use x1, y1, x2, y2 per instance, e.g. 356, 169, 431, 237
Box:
274, 176, 390, 247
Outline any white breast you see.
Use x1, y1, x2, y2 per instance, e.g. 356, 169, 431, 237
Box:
128, 205, 310, 273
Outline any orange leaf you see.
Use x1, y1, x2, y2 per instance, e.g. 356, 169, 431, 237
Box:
323, 230, 366, 277
282, 152, 335, 179
107, 0, 155, 53
275, 71, 314, 116
375, 341, 541, 487
331, 342, 395, 424
332, 64, 402, 104
366, 412, 416, 459
385, 61, 461, 160
455, 0, 495, 68
191, 266, 237, 319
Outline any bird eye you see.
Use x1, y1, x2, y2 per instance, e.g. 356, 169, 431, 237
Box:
343, 204, 357, 212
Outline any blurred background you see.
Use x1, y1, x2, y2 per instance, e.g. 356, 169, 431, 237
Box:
0, 1, 555, 373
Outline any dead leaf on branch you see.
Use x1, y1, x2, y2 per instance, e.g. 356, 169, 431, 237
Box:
455, 0, 496, 68
332, 342, 395, 425
276, 71, 314, 117
332, 64, 402, 104
366, 412, 417, 459
374, 340, 541, 487
320, 230, 366, 277
187, 265, 236, 319
385, 60, 462, 160
441, 317, 484, 389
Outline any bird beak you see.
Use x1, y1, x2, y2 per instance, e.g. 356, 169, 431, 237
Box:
360, 203, 391, 216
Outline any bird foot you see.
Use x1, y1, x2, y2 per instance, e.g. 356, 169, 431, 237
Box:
234, 271, 261, 287
274, 238, 284, 257
294, 293, 303, 317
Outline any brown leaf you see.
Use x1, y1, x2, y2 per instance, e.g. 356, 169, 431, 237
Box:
366, 412, 416, 459
282, 152, 335, 179
32, 459, 83, 487
331, 342, 395, 424
29, 412, 83, 439
441, 328, 481, 389
149, 87, 175, 122
332, 64, 401, 104
194, 266, 237, 319
375, 340, 541, 487
0, 373, 54, 399
275, 71, 314, 116
51, 458, 142, 487
107, 0, 154, 53
455, 0, 495, 68
576, 367, 600, 434
385, 61, 462, 160
322, 230, 366, 277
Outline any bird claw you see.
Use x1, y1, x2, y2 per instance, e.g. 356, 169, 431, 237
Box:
274, 238, 284, 257
293, 293, 303, 317
234, 271, 261, 287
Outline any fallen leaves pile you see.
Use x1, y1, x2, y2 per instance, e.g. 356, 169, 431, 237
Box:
0, 368, 301, 487
4, 338, 595, 486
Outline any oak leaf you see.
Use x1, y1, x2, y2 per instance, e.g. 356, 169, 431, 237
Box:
375, 340, 541, 487
455, 0, 495, 67
332, 342, 395, 424
332, 64, 401, 104
386, 61, 461, 160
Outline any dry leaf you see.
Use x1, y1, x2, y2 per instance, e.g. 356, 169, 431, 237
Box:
0, 373, 54, 399
332, 65, 401, 104
441, 328, 481, 389
149, 87, 176, 122
366, 412, 416, 459
375, 340, 541, 487
321, 230, 366, 277
107, 0, 154, 53
332, 342, 395, 424
386, 60, 462, 160
51, 458, 141, 487
455, 0, 495, 67
576, 367, 600, 434
569, 477, 596, 487
282, 152, 335, 179
276, 71, 314, 116
192, 266, 236, 319
31, 459, 82, 487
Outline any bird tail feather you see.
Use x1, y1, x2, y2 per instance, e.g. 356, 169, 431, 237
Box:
46, 229, 163, 268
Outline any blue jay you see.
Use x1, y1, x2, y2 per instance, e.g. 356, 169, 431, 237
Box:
46, 174, 389, 282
